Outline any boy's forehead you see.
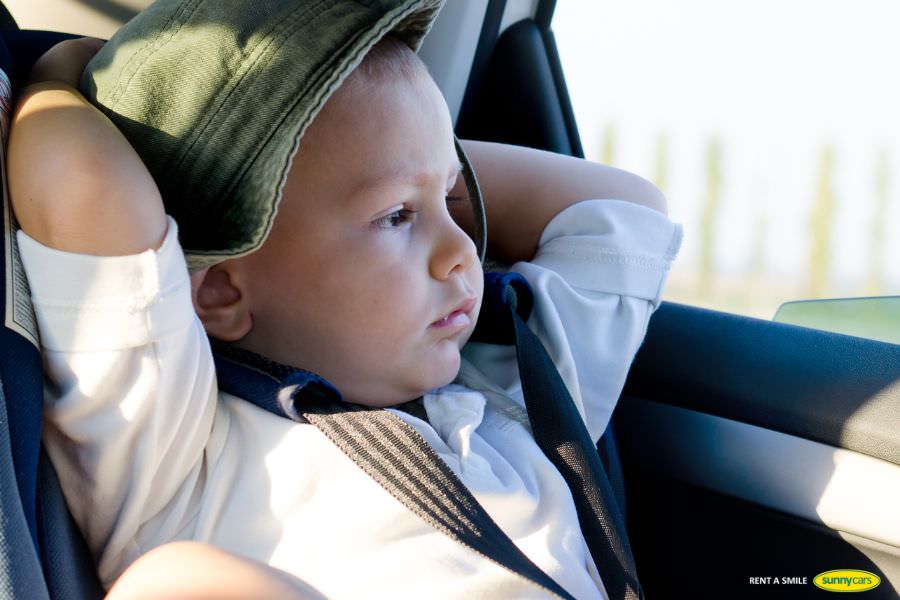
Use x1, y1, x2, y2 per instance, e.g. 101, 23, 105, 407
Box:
303, 70, 457, 185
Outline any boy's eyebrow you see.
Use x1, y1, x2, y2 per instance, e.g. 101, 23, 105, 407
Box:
357, 161, 464, 192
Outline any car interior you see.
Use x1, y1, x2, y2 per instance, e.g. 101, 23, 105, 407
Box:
0, 1, 897, 598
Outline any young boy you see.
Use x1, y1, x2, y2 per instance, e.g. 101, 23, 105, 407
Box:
9, 0, 681, 597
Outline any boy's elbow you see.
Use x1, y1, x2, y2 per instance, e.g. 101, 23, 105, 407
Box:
616, 170, 668, 216
9, 94, 166, 254
579, 160, 669, 216
11, 148, 165, 254
643, 181, 668, 216
11, 140, 104, 233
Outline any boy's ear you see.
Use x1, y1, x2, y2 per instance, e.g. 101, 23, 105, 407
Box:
191, 264, 253, 341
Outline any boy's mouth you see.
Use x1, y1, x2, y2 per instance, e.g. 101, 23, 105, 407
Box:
430, 298, 477, 330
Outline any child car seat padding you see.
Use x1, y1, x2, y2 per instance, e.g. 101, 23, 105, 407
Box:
0, 383, 50, 599
0, 20, 104, 599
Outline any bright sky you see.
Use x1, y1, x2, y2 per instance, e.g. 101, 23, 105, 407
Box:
552, 0, 900, 307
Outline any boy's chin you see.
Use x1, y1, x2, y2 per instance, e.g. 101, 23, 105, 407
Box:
423, 341, 464, 387
345, 353, 462, 408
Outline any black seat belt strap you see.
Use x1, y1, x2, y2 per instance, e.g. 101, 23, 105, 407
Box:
213, 342, 575, 600
502, 282, 644, 600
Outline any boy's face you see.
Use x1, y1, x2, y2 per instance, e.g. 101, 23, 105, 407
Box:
231, 68, 483, 407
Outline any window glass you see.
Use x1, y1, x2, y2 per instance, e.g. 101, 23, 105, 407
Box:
553, 0, 900, 319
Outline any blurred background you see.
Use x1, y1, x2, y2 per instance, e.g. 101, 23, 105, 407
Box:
7, 0, 899, 321
553, 0, 900, 319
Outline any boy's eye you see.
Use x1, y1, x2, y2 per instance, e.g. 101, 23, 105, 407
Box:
374, 208, 417, 229
373, 196, 464, 229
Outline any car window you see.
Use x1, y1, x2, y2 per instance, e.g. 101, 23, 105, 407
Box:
552, 0, 900, 320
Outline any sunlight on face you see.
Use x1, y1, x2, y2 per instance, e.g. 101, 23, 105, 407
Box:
235, 60, 483, 407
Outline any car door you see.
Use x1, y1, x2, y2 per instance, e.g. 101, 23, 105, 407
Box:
620, 302, 899, 599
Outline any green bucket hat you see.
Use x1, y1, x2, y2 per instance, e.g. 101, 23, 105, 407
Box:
80, 0, 486, 271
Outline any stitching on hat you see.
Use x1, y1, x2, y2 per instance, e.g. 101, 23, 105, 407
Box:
170, 0, 330, 177
391, 0, 442, 50
105, 0, 204, 111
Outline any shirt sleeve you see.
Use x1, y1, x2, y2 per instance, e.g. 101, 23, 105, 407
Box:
464, 199, 682, 442
17, 217, 220, 587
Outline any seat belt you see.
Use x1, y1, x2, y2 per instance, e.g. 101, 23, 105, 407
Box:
493, 273, 644, 600
213, 341, 575, 600
212, 271, 642, 600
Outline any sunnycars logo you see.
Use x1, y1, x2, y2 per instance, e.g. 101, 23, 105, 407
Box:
813, 570, 881, 592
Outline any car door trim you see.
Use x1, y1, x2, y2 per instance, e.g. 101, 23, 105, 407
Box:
618, 397, 900, 549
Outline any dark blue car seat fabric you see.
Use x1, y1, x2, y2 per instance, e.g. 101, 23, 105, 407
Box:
0, 21, 103, 599
37, 450, 104, 599
0, 23, 49, 599
0, 384, 48, 600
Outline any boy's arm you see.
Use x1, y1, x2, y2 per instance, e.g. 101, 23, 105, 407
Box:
10, 40, 219, 586
456, 141, 682, 442
9, 38, 166, 255
452, 139, 666, 264
107, 542, 327, 600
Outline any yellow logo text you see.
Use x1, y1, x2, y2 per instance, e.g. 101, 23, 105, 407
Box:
813, 570, 881, 592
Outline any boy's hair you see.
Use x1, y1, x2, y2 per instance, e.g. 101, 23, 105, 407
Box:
352, 34, 428, 89
321, 34, 430, 123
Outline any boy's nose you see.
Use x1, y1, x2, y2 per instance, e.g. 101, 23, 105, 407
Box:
430, 217, 478, 281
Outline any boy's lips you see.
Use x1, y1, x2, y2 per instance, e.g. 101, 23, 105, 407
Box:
430, 298, 477, 330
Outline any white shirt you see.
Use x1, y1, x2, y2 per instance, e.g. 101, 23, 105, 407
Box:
19, 199, 681, 599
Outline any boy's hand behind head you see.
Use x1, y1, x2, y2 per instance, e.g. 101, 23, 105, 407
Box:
27, 37, 105, 89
